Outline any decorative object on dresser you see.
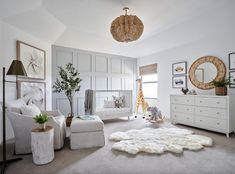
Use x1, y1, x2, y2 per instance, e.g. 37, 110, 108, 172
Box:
189, 56, 226, 89
172, 61, 187, 75
53, 63, 82, 126
31, 126, 54, 165
17, 40, 45, 80
228, 52, 235, 70
172, 76, 187, 88
1, 60, 27, 174
17, 80, 46, 110
170, 95, 235, 137
229, 71, 235, 88
212, 78, 230, 96
181, 88, 189, 95
109, 127, 213, 155
33, 113, 49, 130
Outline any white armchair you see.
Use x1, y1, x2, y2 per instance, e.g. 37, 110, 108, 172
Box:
7, 109, 66, 155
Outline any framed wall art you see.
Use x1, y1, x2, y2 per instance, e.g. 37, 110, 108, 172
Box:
17, 40, 46, 80
229, 71, 235, 88
229, 52, 235, 70
172, 61, 187, 75
172, 75, 187, 88
17, 80, 46, 110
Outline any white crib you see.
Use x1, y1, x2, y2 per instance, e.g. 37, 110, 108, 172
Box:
92, 90, 133, 120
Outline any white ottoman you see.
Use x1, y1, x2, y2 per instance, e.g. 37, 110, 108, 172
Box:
70, 115, 105, 149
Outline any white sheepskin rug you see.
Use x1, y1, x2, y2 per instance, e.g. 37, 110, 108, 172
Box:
109, 127, 213, 155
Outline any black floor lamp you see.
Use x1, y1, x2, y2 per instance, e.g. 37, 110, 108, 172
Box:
0, 60, 27, 174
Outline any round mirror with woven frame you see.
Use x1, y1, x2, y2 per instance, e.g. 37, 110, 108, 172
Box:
189, 56, 226, 89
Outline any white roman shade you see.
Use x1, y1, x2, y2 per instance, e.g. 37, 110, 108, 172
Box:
139, 63, 157, 76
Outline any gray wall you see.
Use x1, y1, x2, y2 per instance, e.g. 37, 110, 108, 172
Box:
52, 45, 137, 116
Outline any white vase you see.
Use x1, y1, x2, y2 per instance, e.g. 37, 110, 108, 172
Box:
39, 123, 46, 130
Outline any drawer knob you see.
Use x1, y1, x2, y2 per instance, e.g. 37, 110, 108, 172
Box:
186, 117, 189, 119
217, 123, 220, 125
200, 110, 202, 112
187, 100, 189, 102
216, 112, 220, 115
216, 102, 220, 104
187, 108, 189, 111
200, 101, 202, 103
200, 120, 203, 122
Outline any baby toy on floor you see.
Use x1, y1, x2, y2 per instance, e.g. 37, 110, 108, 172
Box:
147, 106, 164, 123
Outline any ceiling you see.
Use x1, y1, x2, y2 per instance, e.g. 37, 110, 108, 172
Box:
0, 0, 234, 57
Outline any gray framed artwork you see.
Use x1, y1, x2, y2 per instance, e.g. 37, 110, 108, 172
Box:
17, 80, 46, 110
229, 71, 235, 88
17, 40, 46, 80
172, 75, 187, 88
172, 61, 187, 76
229, 52, 235, 70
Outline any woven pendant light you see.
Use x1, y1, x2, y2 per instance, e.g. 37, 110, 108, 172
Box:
110, 7, 144, 42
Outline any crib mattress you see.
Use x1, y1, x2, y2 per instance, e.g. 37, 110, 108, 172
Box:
95, 107, 131, 117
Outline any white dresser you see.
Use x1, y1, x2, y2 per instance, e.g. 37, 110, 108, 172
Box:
170, 95, 235, 137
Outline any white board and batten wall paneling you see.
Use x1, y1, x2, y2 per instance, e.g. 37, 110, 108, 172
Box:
52, 45, 137, 116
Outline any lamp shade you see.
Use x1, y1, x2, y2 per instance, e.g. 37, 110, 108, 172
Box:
6, 60, 27, 76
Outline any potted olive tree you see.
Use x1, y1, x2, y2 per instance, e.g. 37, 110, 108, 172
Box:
33, 114, 49, 130
212, 78, 230, 96
53, 63, 82, 126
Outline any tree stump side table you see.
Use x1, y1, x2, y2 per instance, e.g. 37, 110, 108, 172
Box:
31, 126, 54, 165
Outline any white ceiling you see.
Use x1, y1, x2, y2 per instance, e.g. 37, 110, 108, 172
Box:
0, 0, 234, 57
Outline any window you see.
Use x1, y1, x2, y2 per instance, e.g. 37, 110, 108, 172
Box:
142, 73, 158, 99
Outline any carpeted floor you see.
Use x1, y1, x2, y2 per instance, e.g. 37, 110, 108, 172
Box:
1, 117, 235, 174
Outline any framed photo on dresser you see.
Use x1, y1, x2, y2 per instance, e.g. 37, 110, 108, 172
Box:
229, 52, 235, 70
229, 71, 235, 88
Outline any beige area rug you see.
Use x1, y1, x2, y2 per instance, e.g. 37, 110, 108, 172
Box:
109, 127, 213, 155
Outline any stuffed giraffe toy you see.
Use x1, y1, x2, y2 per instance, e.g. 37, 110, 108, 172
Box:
135, 78, 147, 116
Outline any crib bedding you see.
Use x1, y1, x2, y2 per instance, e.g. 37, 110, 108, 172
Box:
95, 107, 131, 117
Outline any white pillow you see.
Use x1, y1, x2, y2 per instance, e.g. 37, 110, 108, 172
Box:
5, 98, 26, 108
21, 104, 41, 117
103, 100, 115, 108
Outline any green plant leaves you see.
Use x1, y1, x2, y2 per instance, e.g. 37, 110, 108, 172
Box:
33, 114, 49, 124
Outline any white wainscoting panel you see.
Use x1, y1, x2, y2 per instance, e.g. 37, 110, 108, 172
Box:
111, 77, 122, 90
56, 51, 73, 67
79, 76, 92, 93
111, 58, 122, 74
124, 60, 134, 75
77, 97, 85, 115
124, 78, 134, 90
95, 56, 108, 73
95, 77, 108, 90
77, 53, 92, 72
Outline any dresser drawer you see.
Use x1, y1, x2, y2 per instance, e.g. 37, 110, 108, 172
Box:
195, 97, 227, 108
171, 96, 194, 105
171, 113, 194, 124
195, 116, 226, 131
195, 107, 227, 120
172, 104, 194, 114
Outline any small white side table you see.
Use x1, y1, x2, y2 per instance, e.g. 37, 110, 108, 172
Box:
31, 126, 54, 165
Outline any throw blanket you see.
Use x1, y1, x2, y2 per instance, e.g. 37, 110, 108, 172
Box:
84, 89, 93, 115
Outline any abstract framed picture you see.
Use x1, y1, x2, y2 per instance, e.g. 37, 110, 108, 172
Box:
229, 52, 235, 70
229, 71, 235, 88
172, 75, 187, 88
17, 40, 46, 80
17, 80, 46, 110
172, 61, 187, 75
